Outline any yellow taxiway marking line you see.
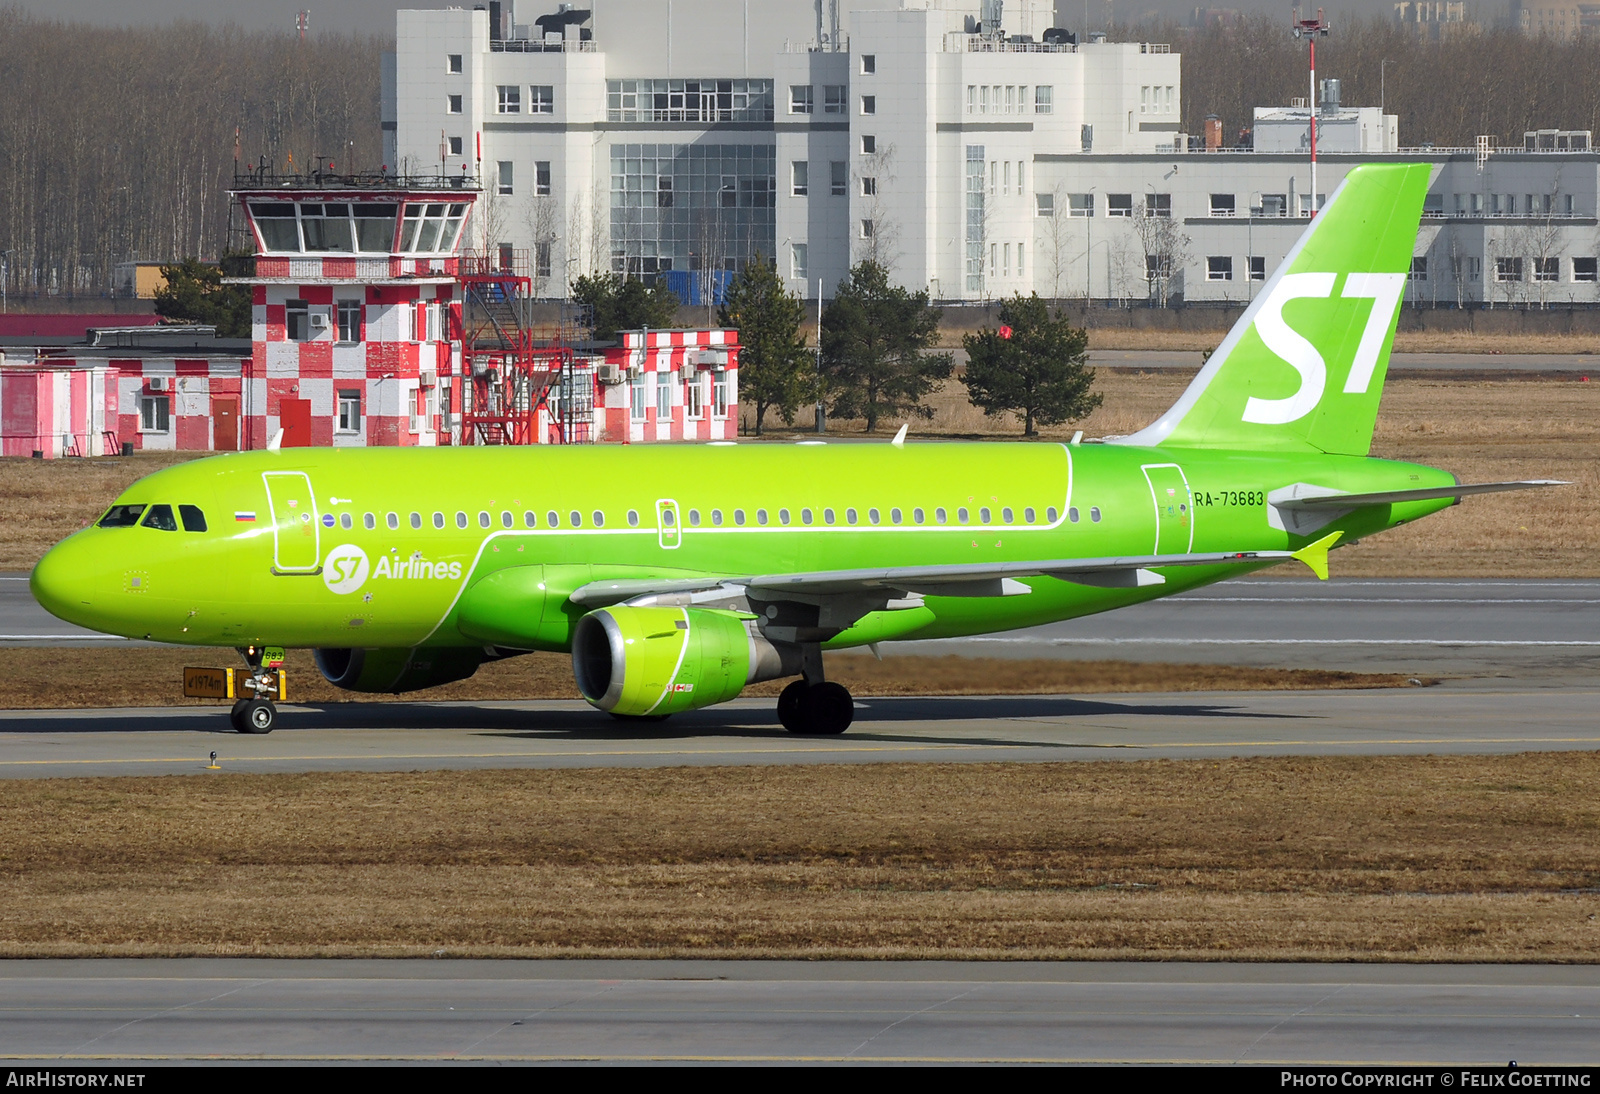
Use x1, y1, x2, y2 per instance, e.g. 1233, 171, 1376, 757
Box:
2, 736, 1600, 768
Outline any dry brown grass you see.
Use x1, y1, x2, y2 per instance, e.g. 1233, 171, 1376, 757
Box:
1076, 329, 1600, 354
2, 755, 1597, 959
0, 451, 193, 570
0, 647, 1424, 709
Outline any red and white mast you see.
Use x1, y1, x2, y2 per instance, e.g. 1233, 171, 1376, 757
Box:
1293, 9, 1329, 218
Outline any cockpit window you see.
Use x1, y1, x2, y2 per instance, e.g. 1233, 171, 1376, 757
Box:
140, 504, 179, 532
178, 505, 207, 532
98, 504, 146, 528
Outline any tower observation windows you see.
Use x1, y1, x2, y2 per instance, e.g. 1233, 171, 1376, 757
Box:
607, 80, 774, 123
247, 202, 403, 255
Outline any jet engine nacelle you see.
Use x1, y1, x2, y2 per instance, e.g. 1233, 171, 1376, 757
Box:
572, 606, 799, 717
314, 646, 485, 693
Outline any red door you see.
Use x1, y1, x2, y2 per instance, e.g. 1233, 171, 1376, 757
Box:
212, 397, 238, 452
279, 398, 312, 448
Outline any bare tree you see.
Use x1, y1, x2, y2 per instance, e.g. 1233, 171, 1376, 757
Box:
1132, 203, 1190, 307
1040, 184, 1073, 302
524, 195, 561, 298
854, 144, 901, 270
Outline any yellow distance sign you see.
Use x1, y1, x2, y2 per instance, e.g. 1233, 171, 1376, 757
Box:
182, 668, 287, 701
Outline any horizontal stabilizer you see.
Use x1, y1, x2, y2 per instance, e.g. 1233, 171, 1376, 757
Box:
1275, 480, 1568, 511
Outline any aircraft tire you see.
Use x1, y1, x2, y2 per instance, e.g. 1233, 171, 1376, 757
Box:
238, 699, 276, 734
228, 699, 250, 733
807, 682, 854, 736
777, 680, 810, 733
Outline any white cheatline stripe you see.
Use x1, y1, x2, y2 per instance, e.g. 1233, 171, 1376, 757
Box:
641, 607, 695, 716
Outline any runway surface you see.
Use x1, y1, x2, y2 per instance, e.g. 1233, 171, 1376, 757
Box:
2, 679, 1596, 778
6, 575, 1599, 676
1, 959, 1595, 1064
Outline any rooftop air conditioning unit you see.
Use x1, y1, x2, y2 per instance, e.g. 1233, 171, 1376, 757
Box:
148, 376, 169, 391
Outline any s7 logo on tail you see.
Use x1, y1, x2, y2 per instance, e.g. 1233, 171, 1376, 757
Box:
1241, 271, 1406, 426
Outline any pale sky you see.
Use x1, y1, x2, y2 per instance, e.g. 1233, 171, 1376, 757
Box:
10, 0, 1450, 36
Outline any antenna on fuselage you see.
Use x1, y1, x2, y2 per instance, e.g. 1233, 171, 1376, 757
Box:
266, 428, 284, 454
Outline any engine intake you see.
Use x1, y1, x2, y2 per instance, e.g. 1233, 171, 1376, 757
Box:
572, 606, 798, 717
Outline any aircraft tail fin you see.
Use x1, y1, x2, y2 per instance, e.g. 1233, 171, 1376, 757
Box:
1116, 163, 1432, 456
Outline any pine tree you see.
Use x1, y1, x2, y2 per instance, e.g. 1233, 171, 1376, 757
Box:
819, 261, 951, 433
717, 256, 814, 435
571, 272, 680, 341
152, 257, 252, 338
961, 294, 1100, 436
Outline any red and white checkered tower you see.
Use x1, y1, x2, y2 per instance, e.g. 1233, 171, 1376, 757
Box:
231, 165, 477, 449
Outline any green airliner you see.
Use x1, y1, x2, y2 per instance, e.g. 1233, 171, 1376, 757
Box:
30, 164, 1559, 735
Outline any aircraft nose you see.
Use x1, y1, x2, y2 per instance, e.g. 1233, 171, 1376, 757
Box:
30, 537, 95, 628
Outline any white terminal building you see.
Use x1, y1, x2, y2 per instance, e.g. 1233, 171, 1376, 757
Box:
388, 0, 1600, 307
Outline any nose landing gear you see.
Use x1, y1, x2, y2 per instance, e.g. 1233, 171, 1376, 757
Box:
228, 647, 284, 734
229, 697, 277, 734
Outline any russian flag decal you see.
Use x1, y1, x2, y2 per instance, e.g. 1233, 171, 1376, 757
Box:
235, 511, 257, 522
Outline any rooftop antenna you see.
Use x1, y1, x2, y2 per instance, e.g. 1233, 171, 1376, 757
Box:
1291, 8, 1329, 218
296, 10, 309, 40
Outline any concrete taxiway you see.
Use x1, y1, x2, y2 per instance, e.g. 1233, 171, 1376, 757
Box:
1, 959, 1596, 1064
0, 681, 1595, 778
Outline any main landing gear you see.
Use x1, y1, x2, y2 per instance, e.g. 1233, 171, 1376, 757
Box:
776, 644, 854, 736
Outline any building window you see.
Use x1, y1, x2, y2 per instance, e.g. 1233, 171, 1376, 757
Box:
790, 85, 813, 114
1034, 85, 1053, 114
496, 85, 520, 113
860, 219, 874, 239
1409, 257, 1429, 282
656, 372, 673, 417
1207, 256, 1233, 281
1146, 193, 1172, 217
860, 95, 875, 115
497, 161, 513, 195
1107, 194, 1133, 217
860, 135, 875, 155
860, 54, 875, 74
1496, 257, 1524, 282
530, 85, 554, 113
685, 374, 705, 419
1068, 193, 1094, 217
447, 53, 462, 73
336, 299, 361, 343
536, 242, 552, 279
657, 175, 673, 208
791, 243, 808, 280
630, 372, 647, 420
139, 394, 170, 433
1018, 242, 1024, 276
830, 161, 846, 197
720, 175, 737, 208
1035, 192, 1054, 217
447, 94, 462, 114
1147, 255, 1172, 281
713, 370, 730, 418
1573, 257, 1598, 282
285, 299, 310, 341
1250, 256, 1266, 281
337, 390, 361, 433
535, 161, 551, 196
1533, 257, 1559, 282
791, 160, 808, 196
823, 85, 846, 114
1210, 193, 1236, 217
448, 136, 463, 155
861, 176, 876, 196
966, 85, 976, 114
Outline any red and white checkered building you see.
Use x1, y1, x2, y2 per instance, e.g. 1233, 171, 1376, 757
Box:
598, 329, 741, 444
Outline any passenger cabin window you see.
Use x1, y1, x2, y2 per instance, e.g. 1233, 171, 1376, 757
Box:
1090, 506, 1102, 522
1046, 507, 1058, 522
433, 512, 445, 528
408, 512, 420, 529
547, 511, 559, 527
1069, 507, 1080, 522
140, 504, 178, 532
823, 508, 836, 524
525, 511, 537, 527
593, 511, 605, 527
478, 512, 490, 528
366, 513, 378, 530
501, 512, 514, 528
627, 510, 640, 527
570, 511, 583, 527
98, 504, 146, 528
339, 513, 352, 530
957, 507, 970, 523
456, 512, 468, 528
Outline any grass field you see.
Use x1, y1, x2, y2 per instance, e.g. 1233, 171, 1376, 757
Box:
1, 373, 1593, 577
0, 647, 1428, 709
1, 755, 1595, 960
